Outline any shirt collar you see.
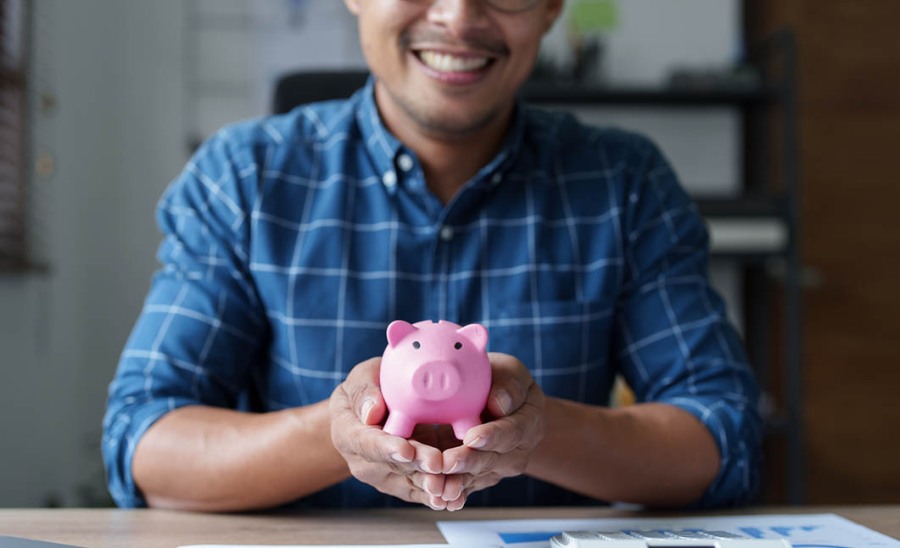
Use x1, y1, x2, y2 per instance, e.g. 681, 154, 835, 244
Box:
354, 76, 527, 193
355, 77, 402, 185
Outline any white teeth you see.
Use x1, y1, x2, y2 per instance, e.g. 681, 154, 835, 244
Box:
419, 50, 489, 73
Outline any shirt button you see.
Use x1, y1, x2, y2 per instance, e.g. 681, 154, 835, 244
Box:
382, 170, 397, 188
397, 154, 414, 172
440, 226, 454, 242
491, 172, 503, 186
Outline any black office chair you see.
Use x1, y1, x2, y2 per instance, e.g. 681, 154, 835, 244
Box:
272, 70, 371, 114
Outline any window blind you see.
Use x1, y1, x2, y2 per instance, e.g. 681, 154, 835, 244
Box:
0, 0, 28, 270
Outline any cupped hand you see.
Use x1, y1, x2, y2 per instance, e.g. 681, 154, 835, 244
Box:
329, 357, 448, 509
439, 352, 546, 511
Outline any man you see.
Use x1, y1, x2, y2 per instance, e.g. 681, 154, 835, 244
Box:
103, 0, 761, 512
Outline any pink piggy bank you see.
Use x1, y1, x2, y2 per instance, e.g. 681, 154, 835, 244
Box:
380, 320, 491, 440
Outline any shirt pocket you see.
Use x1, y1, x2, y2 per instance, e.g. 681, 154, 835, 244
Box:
488, 299, 617, 404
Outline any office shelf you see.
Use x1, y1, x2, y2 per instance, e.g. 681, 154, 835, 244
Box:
521, 82, 777, 107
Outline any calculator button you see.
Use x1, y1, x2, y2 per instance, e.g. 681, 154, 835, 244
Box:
706, 530, 747, 539
628, 530, 674, 539
552, 531, 640, 547
673, 530, 714, 539
562, 531, 601, 541
552, 532, 591, 547
596, 531, 641, 540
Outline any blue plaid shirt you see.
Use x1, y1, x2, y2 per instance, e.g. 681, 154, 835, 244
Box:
103, 79, 761, 509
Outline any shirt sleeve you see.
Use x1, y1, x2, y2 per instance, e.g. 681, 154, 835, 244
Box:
612, 136, 763, 508
102, 129, 267, 508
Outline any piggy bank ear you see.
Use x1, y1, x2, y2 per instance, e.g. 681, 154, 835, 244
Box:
457, 323, 488, 353
386, 320, 418, 348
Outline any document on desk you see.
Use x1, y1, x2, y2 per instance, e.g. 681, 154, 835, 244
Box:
437, 513, 899, 548
180, 545, 447, 548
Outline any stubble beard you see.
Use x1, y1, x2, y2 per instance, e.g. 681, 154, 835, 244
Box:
386, 83, 509, 142
386, 26, 513, 141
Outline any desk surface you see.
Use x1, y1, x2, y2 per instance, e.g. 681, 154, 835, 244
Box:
0, 506, 896, 547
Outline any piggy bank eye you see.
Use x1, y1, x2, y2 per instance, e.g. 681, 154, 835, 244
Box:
412, 341, 421, 349
454, 342, 462, 350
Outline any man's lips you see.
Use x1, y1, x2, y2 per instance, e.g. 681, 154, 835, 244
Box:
415, 50, 494, 73
401, 27, 507, 76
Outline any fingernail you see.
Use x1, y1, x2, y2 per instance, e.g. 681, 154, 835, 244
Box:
420, 461, 439, 474
466, 436, 487, 449
441, 484, 462, 502
494, 390, 512, 415
391, 452, 412, 463
446, 459, 464, 474
360, 398, 376, 422
449, 498, 466, 512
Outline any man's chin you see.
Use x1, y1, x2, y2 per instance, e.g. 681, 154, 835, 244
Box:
410, 106, 505, 141
378, 82, 509, 140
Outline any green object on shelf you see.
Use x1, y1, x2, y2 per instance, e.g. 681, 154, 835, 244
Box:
569, 0, 619, 34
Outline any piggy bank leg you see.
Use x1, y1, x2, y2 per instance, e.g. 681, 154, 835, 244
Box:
383, 412, 417, 438
451, 417, 481, 441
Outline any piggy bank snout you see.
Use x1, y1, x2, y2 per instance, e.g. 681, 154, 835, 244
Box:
410, 360, 461, 401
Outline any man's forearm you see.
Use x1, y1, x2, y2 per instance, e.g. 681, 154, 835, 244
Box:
525, 397, 720, 507
132, 400, 350, 512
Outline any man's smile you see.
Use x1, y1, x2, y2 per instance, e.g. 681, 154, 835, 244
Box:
416, 50, 493, 73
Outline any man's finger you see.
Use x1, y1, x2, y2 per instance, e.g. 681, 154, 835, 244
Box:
485, 353, 532, 418
363, 464, 446, 510
400, 472, 448, 510
440, 471, 471, 502
416, 471, 446, 499
445, 487, 468, 511
464, 384, 544, 453
442, 444, 499, 477
409, 438, 444, 475
343, 357, 387, 425
332, 405, 416, 464
465, 472, 504, 496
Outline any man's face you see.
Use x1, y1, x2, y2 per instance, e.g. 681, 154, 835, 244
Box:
345, 0, 563, 140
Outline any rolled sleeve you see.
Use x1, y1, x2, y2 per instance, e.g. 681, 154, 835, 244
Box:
102, 395, 198, 507
613, 137, 762, 507
102, 128, 267, 507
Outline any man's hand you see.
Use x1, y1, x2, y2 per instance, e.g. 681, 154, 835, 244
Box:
330, 357, 450, 509
438, 353, 546, 511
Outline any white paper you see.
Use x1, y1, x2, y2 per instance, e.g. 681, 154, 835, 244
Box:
437, 513, 899, 548
180, 545, 446, 548
178, 544, 447, 548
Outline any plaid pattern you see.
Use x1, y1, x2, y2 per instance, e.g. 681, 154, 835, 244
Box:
103, 79, 760, 509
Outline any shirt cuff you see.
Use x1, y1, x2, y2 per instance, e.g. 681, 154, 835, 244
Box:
661, 396, 761, 508
102, 396, 198, 508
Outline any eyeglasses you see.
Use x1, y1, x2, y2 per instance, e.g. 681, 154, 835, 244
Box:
406, 0, 545, 14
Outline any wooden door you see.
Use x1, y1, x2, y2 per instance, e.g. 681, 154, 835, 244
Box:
748, 1, 900, 503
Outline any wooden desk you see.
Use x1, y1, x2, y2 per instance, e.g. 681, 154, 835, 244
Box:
0, 506, 896, 547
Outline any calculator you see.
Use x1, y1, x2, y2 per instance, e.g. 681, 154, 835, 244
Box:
550, 529, 792, 547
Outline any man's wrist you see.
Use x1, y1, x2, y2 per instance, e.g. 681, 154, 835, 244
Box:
526, 396, 605, 479
282, 399, 352, 481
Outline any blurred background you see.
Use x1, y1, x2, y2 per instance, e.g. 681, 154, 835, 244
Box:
0, 0, 897, 508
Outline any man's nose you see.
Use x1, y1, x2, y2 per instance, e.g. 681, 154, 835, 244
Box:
426, 0, 491, 36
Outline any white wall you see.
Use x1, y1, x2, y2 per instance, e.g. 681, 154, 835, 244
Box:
187, 0, 364, 142
0, 0, 741, 507
0, 0, 187, 506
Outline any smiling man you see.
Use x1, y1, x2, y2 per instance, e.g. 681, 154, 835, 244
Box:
352, 0, 560, 204
103, 0, 761, 513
